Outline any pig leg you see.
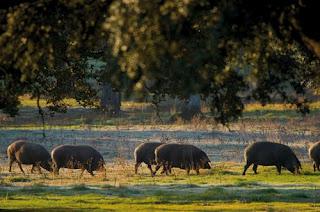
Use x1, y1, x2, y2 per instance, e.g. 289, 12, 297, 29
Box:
160, 162, 168, 174
166, 162, 173, 175
165, 164, 171, 175
313, 162, 316, 172
196, 166, 200, 175
147, 164, 154, 176
8, 159, 14, 172
160, 167, 166, 174
79, 169, 85, 178
31, 164, 35, 173
186, 167, 190, 175
53, 163, 60, 176
252, 164, 258, 174
242, 162, 252, 175
153, 163, 162, 176
316, 162, 320, 171
134, 162, 141, 174
54, 167, 60, 176
166, 164, 172, 175
88, 170, 94, 176
161, 162, 170, 175
36, 163, 42, 174
276, 165, 281, 174
17, 162, 25, 174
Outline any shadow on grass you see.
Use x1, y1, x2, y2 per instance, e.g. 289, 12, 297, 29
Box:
242, 108, 320, 120
0, 183, 319, 204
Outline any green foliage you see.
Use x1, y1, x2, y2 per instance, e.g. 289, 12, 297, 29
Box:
0, 0, 109, 117
1, 0, 320, 124
103, 0, 320, 124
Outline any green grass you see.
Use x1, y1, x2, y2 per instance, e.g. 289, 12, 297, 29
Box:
1, 96, 320, 129
6, 176, 32, 183
125, 163, 320, 187
242, 109, 320, 120
1, 96, 320, 210
244, 102, 320, 112
1, 163, 320, 210
18, 96, 81, 108
18, 95, 152, 109
1, 184, 320, 211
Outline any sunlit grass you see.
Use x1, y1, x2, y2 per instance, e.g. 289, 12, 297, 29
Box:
19, 95, 80, 108
1, 97, 319, 210
2, 162, 320, 188
1, 192, 318, 211
19, 95, 320, 112
244, 101, 320, 112
19, 95, 151, 110
310, 101, 320, 110
0, 95, 314, 129
1, 164, 320, 211
121, 101, 152, 110
4, 181, 320, 209
127, 162, 320, 186
1, 158, 320, 210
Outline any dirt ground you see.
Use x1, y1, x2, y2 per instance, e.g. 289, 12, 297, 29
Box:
1, 123, 318, 166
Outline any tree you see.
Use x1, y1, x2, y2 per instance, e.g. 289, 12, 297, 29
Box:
0, 1, 108, 117
100, 83, 121, 115
1, 0, 319, 124
181, 94, 202, 120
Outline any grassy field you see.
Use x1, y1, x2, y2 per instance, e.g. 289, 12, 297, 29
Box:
1, 96, 320, 211
1, 187, 320, 211
1, 95, 320, 130
1, 162, 320, 211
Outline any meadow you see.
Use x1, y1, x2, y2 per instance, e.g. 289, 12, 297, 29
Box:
1, 96, 320, 211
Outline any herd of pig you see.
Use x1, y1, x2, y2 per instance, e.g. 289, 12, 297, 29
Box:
4, 139, 320, 177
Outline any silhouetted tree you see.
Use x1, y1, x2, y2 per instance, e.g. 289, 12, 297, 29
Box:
1, 0, 319, 124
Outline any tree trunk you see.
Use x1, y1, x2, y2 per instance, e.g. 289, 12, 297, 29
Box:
100, 83, 121, 115
181, 94, 201, 120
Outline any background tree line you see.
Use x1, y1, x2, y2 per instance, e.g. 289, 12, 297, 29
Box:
0, 0, 319, 124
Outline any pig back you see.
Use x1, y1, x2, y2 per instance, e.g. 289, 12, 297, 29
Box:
245, 142, 295, 166
7, 140, 50, 165
51, 145, 104, 169
134, 142, 163, 164
309, 142, 320, 161
156, 144, 198, 169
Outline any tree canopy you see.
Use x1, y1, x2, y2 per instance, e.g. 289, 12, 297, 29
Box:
0, 0, 319, 124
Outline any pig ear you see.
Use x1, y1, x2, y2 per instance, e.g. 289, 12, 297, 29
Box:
305, 142, 313, 149
202, 156, 210, 162
200, 158, 210, 163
